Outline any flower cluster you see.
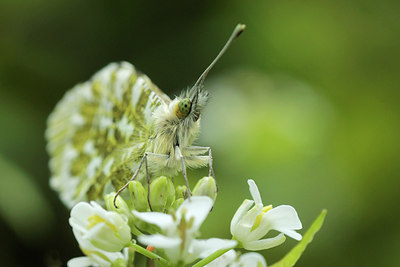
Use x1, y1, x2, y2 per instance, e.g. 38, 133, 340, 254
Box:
68, 202, 131, 266
66, 177, 303, 267
133, 196, 236, 264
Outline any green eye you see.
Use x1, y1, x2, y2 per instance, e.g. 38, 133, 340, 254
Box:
178, 98, 192, 117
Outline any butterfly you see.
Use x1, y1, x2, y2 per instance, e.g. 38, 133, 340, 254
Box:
46, 24, 245, 208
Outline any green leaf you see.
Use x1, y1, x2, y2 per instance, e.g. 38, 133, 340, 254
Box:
270, 209, 327, 267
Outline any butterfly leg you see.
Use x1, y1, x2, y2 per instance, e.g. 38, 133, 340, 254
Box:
207, 147, 215, 179
185, 146, 217, 189
144, 152, 172, 211
144, 154, 153, 211
113, 153, 147, 208
175, 146, 192, 198
201, 147, 217, 191
114, 151, 171, 209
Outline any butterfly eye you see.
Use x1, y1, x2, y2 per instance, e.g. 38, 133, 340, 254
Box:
177, 98, 192, 118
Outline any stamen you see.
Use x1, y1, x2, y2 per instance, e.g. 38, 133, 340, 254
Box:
87, 214, 119, 237
251, 205, 273, 231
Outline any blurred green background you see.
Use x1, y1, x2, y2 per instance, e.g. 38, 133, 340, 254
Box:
1, 0, 399, 266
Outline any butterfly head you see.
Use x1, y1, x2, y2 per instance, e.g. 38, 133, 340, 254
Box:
175, 97, 192, 119
173, 87, 209, 122
177, 98, 192, 118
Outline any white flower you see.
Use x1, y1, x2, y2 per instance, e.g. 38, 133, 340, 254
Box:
230, 179, 302, 251
69, 201, 131, 252
206, 250, 267, 267
205, 250, 237, 267
67, 247, 129, 267
132, 196, 237, 264
235, 252, 267, 267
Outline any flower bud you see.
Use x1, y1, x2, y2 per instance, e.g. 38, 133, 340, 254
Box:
175, 185, 187, 199
129, 181, 149, 212
105, 193, 131, 216
149, 176, 175, 212
104, 192, 145, 235
171, 198, 184, 210
112, 258, 128, 267
192, 176, 217, 202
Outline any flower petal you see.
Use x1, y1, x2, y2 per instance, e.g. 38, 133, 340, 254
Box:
131, 210, 174, 231
67, 256, 95, 267
72, 228, 97, 251
248, 179, 262, 205
243, 233, 286, 251
90, 201, 115, 221
264, 205, 302, 230
104, 248, 129, 263
84, 222, 129, 252
279, 229, 302, 241
262, 205, 302, 240
90, 252, 115, 266
245, 220, 272, 243
205, 249, 236, 267
70, 202, 94, 227
238, 252, 267, 267
193, 238, 237, 259
138, 234, 181, 249
69, 217, 89, 235
230, 199, 254, 234
232, 203, 263, 242
176, 196, 213, 231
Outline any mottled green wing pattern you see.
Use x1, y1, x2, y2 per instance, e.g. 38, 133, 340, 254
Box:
46, 62, 169, 208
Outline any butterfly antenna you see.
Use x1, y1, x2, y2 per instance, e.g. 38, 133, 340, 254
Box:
193, 24, 246, 89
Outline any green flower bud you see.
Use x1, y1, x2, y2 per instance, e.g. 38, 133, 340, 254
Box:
192, 176, 217, 202
171, 198, 184, 210
104, 192, 131, 216
129, 181, 149, 212
175, 185, 187, 199
149, 176, 175, 212
112, 258, 128, 267
105, 192, 143, 236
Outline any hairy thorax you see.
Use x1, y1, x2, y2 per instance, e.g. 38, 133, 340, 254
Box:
146, 99, 201, 176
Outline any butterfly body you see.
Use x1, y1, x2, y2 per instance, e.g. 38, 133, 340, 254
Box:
47, 62, 209, 207
46, 24, 245, 208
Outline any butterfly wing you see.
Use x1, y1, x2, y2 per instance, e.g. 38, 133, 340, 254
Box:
46, 62, 169, 208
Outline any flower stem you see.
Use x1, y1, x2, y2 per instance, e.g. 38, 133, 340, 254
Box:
128, 246, 135, 267
132, 244, 169, 267
192, 248, 231, 267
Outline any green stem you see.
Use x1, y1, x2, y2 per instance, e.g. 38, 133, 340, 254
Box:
192, 248, 231, 267
128, 246, 135, 267
132, 244, 169, 267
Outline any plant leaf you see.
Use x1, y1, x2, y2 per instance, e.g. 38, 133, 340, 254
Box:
270, 209, 327, 267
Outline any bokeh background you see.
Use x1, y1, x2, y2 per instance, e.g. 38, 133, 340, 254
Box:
1, 0, 399, 266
